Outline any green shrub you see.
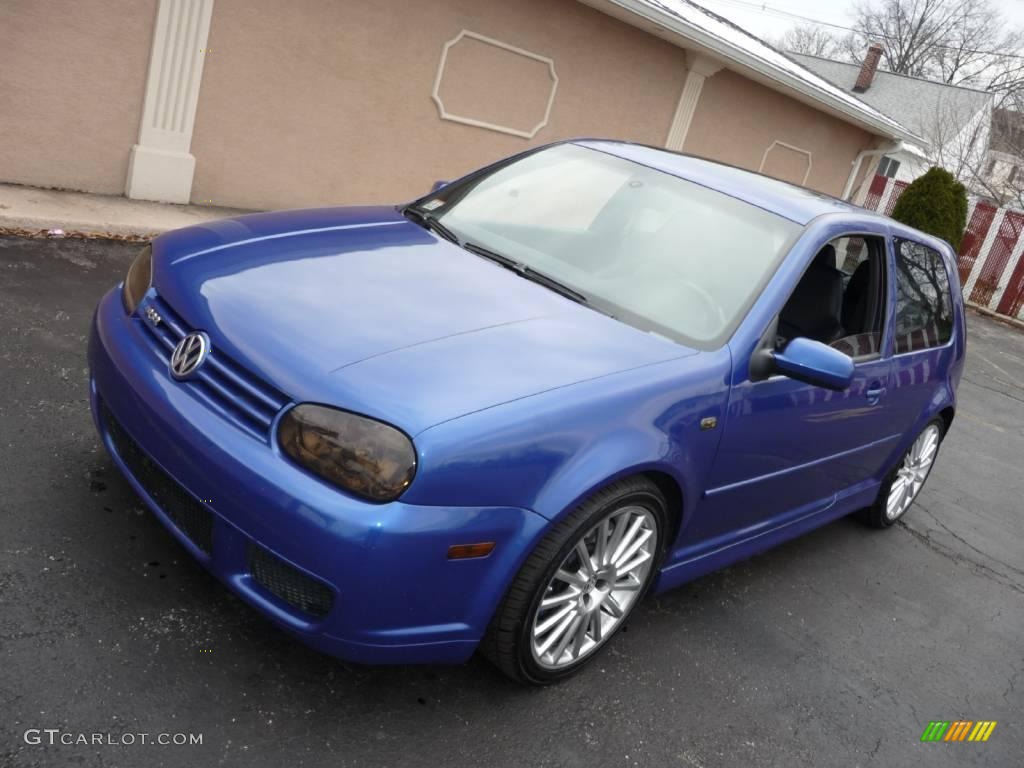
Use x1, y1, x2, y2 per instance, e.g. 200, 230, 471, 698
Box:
890, 167, 968, 251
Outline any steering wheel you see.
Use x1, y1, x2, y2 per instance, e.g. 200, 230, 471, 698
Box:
626, 277, 725, 341
669, 279, 727, 339
592, 258, 727, 340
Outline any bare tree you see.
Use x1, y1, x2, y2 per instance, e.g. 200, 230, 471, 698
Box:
847, 0, 1024, 96
973, 110, 1024, 208
850, 0, 962, 77
920, 98, 1024, 209
775, 24, 847, 59
982, 59, 1024, 112
775, 0, 1024, 101
920, 94, 987, 180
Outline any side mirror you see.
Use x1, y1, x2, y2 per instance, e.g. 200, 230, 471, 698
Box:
430, 180, 449, 193
771, 337, 854, 391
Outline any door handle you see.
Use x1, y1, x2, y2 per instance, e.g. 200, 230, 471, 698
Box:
866, 382, 886, 404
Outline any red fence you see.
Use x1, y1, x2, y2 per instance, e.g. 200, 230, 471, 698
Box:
957, 202, 997, 284
861, 174, 1024, 321
862, 174, 909, 217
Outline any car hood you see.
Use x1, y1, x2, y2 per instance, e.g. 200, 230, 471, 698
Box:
153, 206, 697, 434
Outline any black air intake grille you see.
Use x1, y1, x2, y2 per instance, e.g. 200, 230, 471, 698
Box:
103, 404, 214, 554
249, 543, 334, 618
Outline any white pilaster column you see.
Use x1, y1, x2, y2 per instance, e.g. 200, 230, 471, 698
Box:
126, 0, 215, 204
665, 54, 724, 152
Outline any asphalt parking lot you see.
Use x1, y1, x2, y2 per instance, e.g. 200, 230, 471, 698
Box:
1, 234, 1021, 768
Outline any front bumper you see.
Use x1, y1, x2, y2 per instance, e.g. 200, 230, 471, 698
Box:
88, 287, 548, 664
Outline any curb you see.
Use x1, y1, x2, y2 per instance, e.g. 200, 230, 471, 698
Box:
0, 183, 248, 241
966, 302, 1024, 331
0, 225, 154, 242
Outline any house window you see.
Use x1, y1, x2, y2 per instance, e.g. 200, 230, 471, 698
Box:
878, 155, 901, 178
1009, 165, 1019, 184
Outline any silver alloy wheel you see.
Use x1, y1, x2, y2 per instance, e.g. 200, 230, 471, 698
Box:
886, 424, 941, 521
530, 505, 658, 669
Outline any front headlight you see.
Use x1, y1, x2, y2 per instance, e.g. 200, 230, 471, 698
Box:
277, 404, 417, 502
122, 244, 152, 313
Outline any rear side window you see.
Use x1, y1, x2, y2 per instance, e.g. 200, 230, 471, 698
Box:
894, 240, 954, 353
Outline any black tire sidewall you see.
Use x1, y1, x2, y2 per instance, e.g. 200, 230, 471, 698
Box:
514, 484, 668, 684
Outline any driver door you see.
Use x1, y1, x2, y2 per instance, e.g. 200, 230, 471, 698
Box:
687, 234, 898, 545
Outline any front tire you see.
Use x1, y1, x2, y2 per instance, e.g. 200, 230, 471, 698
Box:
481, 477, 667, 684
861, 417, 944, 528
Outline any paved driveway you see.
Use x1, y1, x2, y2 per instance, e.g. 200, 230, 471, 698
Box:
1, 236, 1021, 767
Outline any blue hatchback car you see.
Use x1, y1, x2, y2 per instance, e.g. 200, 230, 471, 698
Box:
89, 140, 964, 683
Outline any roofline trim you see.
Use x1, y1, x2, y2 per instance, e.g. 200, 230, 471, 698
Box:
579, 0, 925, 144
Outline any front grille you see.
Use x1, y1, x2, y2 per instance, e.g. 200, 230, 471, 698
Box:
249, 543, 334, 619
139, 294, 289, 440
103, 403, 214, 554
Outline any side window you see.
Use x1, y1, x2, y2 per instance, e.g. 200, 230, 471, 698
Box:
894, 240, 954, 353
778, 235, 886, 359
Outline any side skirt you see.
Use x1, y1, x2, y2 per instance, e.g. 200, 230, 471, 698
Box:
651, 479, 880, 594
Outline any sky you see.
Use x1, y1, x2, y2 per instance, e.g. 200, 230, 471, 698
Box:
695, 0, 1024, 46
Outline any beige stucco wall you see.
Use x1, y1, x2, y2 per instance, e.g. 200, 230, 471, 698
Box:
0, 0, 155, 194
684, 69, 875, 197
189, 0, 690, 210
0, 0, 887, 207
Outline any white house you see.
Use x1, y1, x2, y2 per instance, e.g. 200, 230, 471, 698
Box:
981, 108, 1024, 204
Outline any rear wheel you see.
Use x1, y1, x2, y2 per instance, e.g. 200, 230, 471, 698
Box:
482, 477, 667, 684
861, 418, 944, 528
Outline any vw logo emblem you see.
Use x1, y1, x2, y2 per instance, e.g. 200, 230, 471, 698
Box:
170, 332, 209, 380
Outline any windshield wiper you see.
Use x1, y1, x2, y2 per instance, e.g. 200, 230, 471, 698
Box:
401, 205, 460, 244
399, 214, 598, 311
463, 242, 590, 307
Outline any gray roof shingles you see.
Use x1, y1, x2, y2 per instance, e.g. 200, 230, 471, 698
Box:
790, 53, 992, 141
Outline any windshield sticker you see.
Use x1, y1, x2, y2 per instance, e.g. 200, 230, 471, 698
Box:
421, 199, 445, 211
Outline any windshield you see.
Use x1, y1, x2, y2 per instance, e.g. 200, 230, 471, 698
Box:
415, 144, 801, 348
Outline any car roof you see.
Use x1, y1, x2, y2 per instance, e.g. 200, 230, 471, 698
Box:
573, 139, 880, 227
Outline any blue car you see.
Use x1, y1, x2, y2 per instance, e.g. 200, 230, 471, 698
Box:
89, 140, 964, 683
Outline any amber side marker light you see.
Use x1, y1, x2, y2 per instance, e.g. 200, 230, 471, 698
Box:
447, 542, 496, 560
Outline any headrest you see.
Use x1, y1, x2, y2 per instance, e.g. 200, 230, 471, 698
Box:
815, 244, 837, 270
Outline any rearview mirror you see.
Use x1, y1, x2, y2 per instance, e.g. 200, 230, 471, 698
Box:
430, 180, 449, 193
771, 337, 854, 391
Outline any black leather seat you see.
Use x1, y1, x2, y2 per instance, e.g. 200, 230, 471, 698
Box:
779, 245, 844, 344
841, 260, 871, 334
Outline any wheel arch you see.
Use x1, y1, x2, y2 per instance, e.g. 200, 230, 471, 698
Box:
939, 404, 955, 433
528, 443, 694, 558
544, 465, 687, 553
639, 469, 685, 554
